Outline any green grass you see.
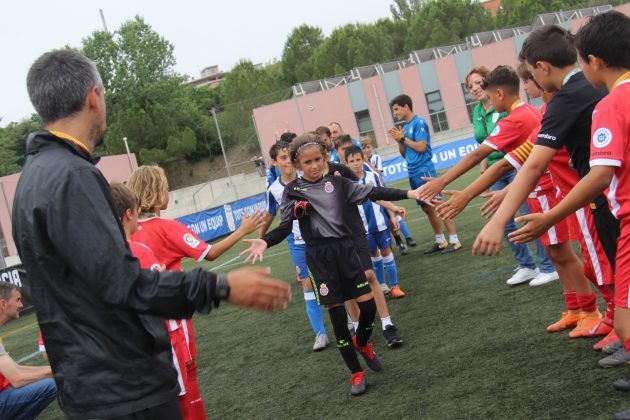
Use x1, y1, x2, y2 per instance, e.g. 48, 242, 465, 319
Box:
3, 171, 629, 419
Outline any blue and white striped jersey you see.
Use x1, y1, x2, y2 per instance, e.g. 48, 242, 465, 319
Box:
369, 154, 383, 171
357, 171, 390, 234
267, 177, 304, 244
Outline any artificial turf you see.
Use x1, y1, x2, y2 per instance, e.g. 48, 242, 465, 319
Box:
3, 171, 629, 419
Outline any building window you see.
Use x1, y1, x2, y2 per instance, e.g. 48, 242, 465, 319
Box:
425, 90, 449, 133
354, 110, 375, 142
461, 83, 477, 123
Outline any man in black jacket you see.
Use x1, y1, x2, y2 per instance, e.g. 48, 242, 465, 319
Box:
12, 49, 291, 419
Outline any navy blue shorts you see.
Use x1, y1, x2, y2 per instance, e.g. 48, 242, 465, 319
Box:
409, 166, 441, 205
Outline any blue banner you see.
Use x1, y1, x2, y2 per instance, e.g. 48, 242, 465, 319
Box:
176, 193, 267, 242
382, 136, 479, 184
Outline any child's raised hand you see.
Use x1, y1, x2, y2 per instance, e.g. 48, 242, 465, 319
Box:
240, 239, 269, 264
238, 210, 266, 234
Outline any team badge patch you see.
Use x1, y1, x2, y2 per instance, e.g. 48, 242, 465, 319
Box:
592, 128, 613, 148
324, 181, 334, 193
183, 233, 201, 248
490, 125, 501, 136
319, 283, 329, 296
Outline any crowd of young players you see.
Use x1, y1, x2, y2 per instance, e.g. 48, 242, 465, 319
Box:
25, 9, 630, 417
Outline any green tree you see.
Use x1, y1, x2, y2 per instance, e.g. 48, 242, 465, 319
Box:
281, 24, 324, 84
0, 115, 42, 173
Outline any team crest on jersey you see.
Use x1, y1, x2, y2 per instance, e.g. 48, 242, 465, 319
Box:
183, 233, 200, 248
492, 112, 500, 123
592, 128, 613, 149
490, 125, 501, 136
319, 283, 329, 296
150, 263, 162, 271
324, 181, 334, 193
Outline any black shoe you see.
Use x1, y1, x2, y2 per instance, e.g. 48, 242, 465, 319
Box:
383, 325, 403, 349
424, 241, 448, 254
406, 237, 417, 247
441, 242, 462, 254
614, 378, 630, 392
615, 408, 630, 420
398, 243, 409, 256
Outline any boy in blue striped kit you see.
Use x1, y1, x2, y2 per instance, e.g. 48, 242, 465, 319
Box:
346, 146, 405, 300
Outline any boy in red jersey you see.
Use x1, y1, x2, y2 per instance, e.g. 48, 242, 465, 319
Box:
127, 166, 264, 420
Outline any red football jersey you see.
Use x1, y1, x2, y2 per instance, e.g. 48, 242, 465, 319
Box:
129, 241, 163, 271
504, 126, 555, 196
589, 78, 630, 218
483, 101, 542, 153
132, 217, 211, 271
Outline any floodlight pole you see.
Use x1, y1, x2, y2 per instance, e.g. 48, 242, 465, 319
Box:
211, 107, 236, 198
122, 137, 135, 172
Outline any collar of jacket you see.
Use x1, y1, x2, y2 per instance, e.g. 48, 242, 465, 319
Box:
26, 130, 101, 165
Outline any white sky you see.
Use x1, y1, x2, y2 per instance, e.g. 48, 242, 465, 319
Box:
0, 0, 394, 126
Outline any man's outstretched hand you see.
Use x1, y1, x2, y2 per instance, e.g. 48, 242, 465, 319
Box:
226, 267, 291, 312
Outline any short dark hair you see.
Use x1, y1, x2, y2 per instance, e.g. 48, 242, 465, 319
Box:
519, 25, 576, 68
269, 141, 290, 161
27, 49, 103, 124
289, 133, 327, 164
279, 132, 297, 143
390, 94, 413, 111
110, 183, 139, 220
575, 11, 630, 69
483, 65, 520, 95
344, 145, 363, 162
315, 126, 331, 137
0, 282, 19, 301
334, 134, 353, 150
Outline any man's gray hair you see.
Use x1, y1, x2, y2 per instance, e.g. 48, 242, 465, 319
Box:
0, 281, 18, 301
27, 49, 103, 124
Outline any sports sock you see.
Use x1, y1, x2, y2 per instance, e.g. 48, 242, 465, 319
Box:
449, 234, 459, 244
328, 305, 362, 373
353, 321, 359, 331
371, 256, 386, 285
563, 291, 579, 311
381, 316, 393, 330
576, 292, 597, 313
355, 299, 377, 347
624, 338, 630, 354
398, 218, 411, 238
392, 233, 403, 246
435, 233, 446, 243
597, 284, 615, 321
304, 290, 326, 335
382, 254, 399, 287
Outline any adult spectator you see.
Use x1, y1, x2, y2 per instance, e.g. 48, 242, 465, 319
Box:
0, 282, 56, 420
466, 66, 557, 286
13, 49, 291, 419
327, 122, 361, 163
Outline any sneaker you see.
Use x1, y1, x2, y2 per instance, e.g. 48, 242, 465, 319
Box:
441, 242, 462, 254
603, 340, 624, 355
506, 267, 539, 286
546, 310, 581, 332
582, 317, 613, 338
406, 237, 417, 247
398, 242, 409, 256
383, 325, 403, 348
614, 378, 630, 392
599, 347, 630, 368
352, 336, 382, 372
528, 271, 559, 286
389, 285, 405, 299
424, 241, 448, 254
312, 333, 329, 352
350, 371, 367, 396
568, 309, 602, 338
594, 329, 619, 351
614, 408, 630, 420
380, 283, 391, 294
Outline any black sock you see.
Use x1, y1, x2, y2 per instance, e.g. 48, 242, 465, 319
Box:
355, 299, 377, 347
393, 234, 403, 246
328, 305, 362, 373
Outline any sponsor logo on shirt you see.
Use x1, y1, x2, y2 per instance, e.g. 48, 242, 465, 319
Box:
319, 283, 329, 296
490, 125, 500, 136
538, 133, 557, 141
324, 181, 334, 193
592, 127, 613, 149
183, 233, 201, 248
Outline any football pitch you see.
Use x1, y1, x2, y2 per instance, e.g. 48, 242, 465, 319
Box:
3, 171, 630, 419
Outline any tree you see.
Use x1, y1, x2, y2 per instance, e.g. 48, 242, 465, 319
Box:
0, 115, 42, 174
81, 16, 216, 165
281, 24, 324, 84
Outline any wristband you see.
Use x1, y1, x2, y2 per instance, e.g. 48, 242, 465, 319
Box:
213, 274, 230, 308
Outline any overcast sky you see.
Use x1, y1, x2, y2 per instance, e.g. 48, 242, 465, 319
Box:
0, 0, 394, 126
